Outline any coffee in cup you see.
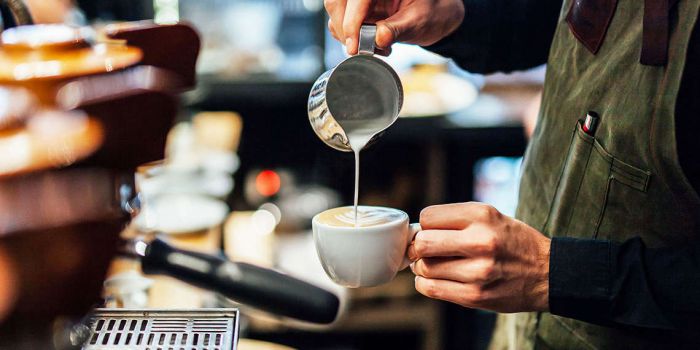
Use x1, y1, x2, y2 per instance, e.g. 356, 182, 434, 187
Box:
315, 206, 405, 227
313, 205, 420, 287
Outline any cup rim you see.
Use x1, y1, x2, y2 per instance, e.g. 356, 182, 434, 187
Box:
312, 205, 408, 231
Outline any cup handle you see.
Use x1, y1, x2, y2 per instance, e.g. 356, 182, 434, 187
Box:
358, 24, 377, 55
400, 223, 421, 270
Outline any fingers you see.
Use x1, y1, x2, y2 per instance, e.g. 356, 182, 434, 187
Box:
328, 19, 340, 41
411, 257, 501, 284
414, 276, 486, 307
325, 0, 348, 45
374, 20, 397, 51
407, 229, 464, 260
408, 227, 499, 260
343, 0, 373, 55
375, 4, 427, 48
326, 0, 372, 55
420, 202, 502, 230
326, 0, 399, 55
326, 0, 462, 54
420, 203, 473, 230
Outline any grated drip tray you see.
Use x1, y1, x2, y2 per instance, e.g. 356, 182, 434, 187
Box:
82, 309, 239, 350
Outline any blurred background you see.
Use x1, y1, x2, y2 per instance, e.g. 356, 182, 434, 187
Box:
2, 1, 545, 349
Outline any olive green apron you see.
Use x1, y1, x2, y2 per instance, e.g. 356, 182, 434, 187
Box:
489, 0, 700, 348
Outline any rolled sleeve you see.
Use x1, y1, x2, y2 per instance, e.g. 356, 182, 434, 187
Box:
549, 237, 612, 322
549, 236, 675, 330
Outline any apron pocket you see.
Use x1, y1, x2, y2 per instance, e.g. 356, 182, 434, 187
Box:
595, 148, 652, 241
545, 120, 650, 238
546, 121, 604, 237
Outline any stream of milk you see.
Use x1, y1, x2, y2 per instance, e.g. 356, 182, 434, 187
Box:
347, 132, 374, 226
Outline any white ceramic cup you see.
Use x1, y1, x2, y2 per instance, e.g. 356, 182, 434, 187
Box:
312, 206, 420, 288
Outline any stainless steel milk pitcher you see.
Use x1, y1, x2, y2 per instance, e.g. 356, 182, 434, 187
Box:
308, 24, 403, 152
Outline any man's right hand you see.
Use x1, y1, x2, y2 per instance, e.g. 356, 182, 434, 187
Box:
325, 0, 465, 55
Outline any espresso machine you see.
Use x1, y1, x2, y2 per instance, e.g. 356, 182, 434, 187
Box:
0, 3, 339, 349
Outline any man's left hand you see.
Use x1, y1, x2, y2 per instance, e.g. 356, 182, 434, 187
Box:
408, 202, 551, 313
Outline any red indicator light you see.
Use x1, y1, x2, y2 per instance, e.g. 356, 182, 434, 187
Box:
255, 170, 281, 197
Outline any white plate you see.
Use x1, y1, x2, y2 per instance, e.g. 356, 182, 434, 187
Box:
134, 194, 229, 234
400, 72, 479, 118
138, 170, 234, 199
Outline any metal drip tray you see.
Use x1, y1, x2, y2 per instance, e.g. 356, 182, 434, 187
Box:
82, 309, 239, 350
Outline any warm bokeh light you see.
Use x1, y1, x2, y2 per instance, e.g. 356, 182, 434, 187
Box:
0, 246, 17, 322
251, 209, 276, 236
255, 169, 281, 197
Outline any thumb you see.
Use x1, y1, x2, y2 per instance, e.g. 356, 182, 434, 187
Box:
374, 8, 417, 49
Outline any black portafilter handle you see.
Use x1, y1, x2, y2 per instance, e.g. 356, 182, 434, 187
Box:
140, 238, 340, 324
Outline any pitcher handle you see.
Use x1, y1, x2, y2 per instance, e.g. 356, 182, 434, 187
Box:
0, 0, 34, 29
358, 24, 377, 55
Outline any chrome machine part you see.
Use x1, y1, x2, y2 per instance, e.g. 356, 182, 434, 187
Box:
0, 0, 33, 30
81, 309, 239, 350
308, 24, 403, 152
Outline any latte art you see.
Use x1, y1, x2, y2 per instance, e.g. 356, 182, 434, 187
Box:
317, 206, 405, 228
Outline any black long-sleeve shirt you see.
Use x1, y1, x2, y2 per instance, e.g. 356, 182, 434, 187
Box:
423, 0, 700, 331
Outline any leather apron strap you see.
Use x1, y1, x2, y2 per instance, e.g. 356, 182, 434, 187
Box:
641, 0, 679, 65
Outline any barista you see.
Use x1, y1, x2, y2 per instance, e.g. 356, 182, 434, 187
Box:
326, 0, 700, 348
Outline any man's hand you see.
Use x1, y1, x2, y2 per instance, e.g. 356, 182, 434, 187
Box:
408, 202, 551, 313
324, 0, 465, 55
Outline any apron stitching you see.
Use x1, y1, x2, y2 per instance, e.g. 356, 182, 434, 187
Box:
648, 68, 663, 180
611, 163, 647, 182
610, 168, 649, 191
543, 125, 579, 235
563, 137, 595, 236
594, 175, 614, 238
647, 5, 700, 238
647, 1, 678, 199
590, 140, 613, 163
590, 138, 650, 182
591, 142, 650, 191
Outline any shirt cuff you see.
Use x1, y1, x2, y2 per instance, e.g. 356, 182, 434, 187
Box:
549, 237, 612, 322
